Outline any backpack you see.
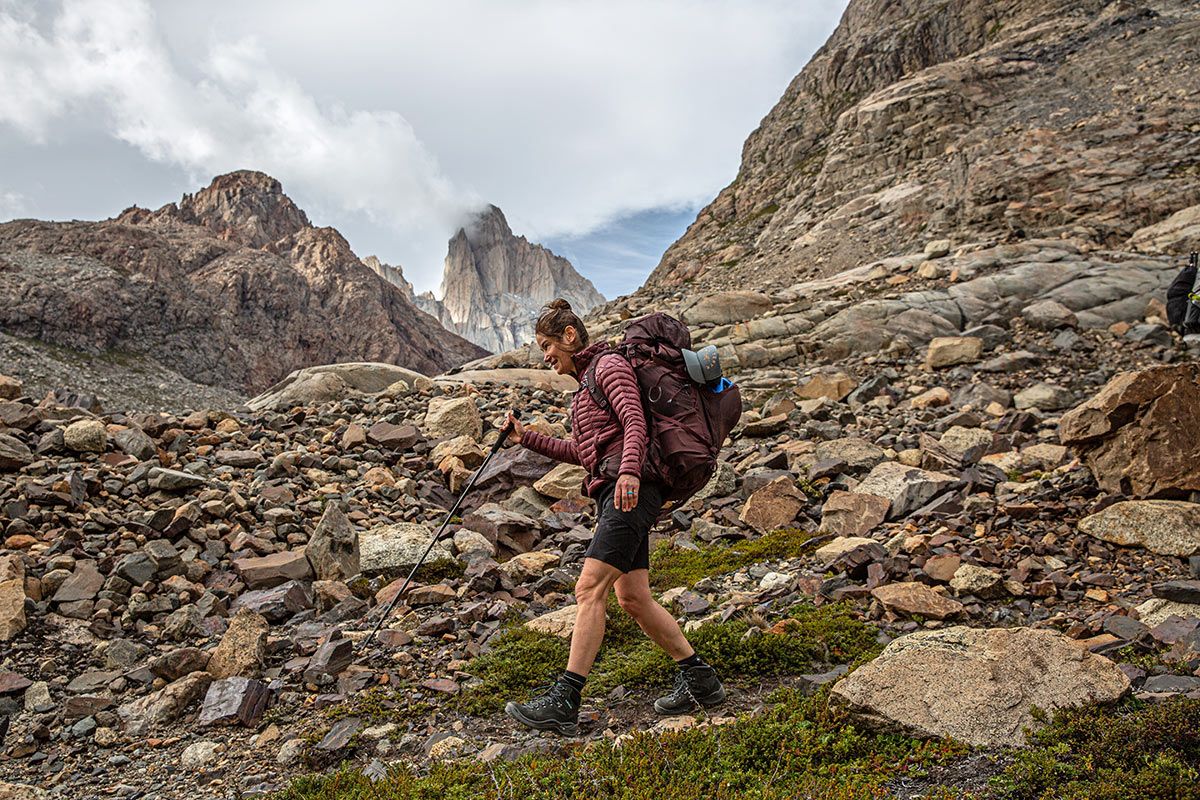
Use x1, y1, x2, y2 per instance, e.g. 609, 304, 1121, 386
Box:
581, 312, 742, 508
1166, 252, 1200, 336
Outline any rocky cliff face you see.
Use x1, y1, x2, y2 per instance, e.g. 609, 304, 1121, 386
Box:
648, 0, 1200, 291
0, 171, 486, 394
413, 206, 604, 353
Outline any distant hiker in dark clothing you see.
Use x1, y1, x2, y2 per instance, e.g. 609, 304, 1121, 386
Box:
1167, 252, 1200, 336
503, 299, 725, 736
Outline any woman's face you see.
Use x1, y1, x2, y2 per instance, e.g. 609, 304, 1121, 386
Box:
537, 325, 579, 375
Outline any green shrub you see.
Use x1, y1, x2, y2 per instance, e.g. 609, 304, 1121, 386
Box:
991, 697, 1200, 800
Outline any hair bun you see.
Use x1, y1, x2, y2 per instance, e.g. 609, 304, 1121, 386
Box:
548, 298, 573, 311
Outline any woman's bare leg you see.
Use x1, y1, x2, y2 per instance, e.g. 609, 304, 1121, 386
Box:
613, 569, 694, 660
566, 557, 624, 676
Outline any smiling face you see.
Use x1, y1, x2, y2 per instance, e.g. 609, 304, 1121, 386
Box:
537, 325, 580, 375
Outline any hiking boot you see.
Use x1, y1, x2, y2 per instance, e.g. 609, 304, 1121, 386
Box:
505, 679, 581, 736
654, 665, 726, 715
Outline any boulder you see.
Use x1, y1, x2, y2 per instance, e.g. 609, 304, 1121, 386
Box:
1059, 365, 1200, 498
0, 434, 33, 471
367, 422, 421, 450
1129, 203, 1200, 253
0, 555, 26, 641
527, 605, 578, 638
452, 529, 496, 559
739, 476, 807, 532
871, 582, 963, 619
814, 438, 886, 470
207, 608, 269, 679
950, 564, 1005, 599
305, 504, 360, 582
50, 563, 104, 604
924, 337, 983, 369
112, 427, 156, 460
117, 672, 213, 734
230, 581, 312, 622
679, 291, 773, 326
147, 467, 206, 491
232, 550, 313, 590
197, 677, 270, 727
0, 375, 21, 399
533, 463, 587, 499
938, 427, 992, 464
423, 396, 482, 441
1022, 300, 1078, 330
1078, 500, 1200, 556
359, 523, 454, 577
854, 462, 957, 519
820, 492, 890, 538
1014, 382, 1074, 411
247, 362, 433, 410
831, 626, 1131, 747
499, 551, 559, 582
814, 536, 877, 564
63, 419, 107, 453
1134, 598, 1200, 628
797, 372, 857, 401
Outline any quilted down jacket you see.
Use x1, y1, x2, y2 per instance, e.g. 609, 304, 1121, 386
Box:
519, 341, 648, 497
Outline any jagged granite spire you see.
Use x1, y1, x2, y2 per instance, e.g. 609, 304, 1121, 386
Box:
424, 205, 605, 353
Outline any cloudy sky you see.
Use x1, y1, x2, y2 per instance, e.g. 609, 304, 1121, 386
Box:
0, 0, 848, 299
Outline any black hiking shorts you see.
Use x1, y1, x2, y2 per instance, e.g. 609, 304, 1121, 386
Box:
585, 480, 664, 573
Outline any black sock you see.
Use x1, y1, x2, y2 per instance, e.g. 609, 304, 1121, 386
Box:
560, 670, 587, 691
677, 653, 706, 669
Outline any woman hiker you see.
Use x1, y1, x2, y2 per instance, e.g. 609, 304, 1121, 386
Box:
503, 299, 725, 736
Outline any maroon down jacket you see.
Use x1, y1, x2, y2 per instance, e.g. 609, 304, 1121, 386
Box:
519, 341, 648, 497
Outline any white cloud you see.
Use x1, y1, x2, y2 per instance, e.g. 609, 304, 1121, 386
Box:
0, 0, 847, 292
0, 0, 472, 263
0, 190, 27, 220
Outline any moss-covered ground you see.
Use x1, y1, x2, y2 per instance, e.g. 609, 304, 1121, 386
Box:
276, 695, 1200, 800
647, 527, 820, 588
457, 599, 880, 715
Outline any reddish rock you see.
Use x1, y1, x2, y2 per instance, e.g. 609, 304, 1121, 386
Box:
232, 550, 313, 590
871, 582, 964, 620
1059, 364, 1200, 498
739, 476, 807, 532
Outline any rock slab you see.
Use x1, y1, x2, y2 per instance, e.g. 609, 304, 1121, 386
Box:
831, 626, 1131, 747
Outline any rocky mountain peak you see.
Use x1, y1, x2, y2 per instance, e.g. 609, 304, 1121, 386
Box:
647, 0, 1198, 292
366, 205, 605, 353
178, 169, 311, 249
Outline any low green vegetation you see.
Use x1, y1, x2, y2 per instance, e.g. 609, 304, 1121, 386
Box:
277, 687, 966, 800
457, 600, 880, 715
648, 527, 819, 589
278, 694, 1200, 800
991, 697, 1200, 799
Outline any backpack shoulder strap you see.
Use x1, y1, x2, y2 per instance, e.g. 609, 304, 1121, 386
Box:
581, 352, 622, 416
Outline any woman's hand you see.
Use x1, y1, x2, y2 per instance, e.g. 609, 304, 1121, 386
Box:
615, 473, 640, 512
506, 414, 525, 444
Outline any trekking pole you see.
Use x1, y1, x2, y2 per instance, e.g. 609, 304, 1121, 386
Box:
360, 415, 515, 650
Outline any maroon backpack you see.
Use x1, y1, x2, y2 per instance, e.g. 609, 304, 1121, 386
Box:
582, 312, 742, 507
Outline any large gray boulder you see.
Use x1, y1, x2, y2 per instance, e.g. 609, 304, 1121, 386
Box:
1078, 500, 1200, 556
248, 362, 433, 411
359, 523, 454, 577
831, 626, 1130, 747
